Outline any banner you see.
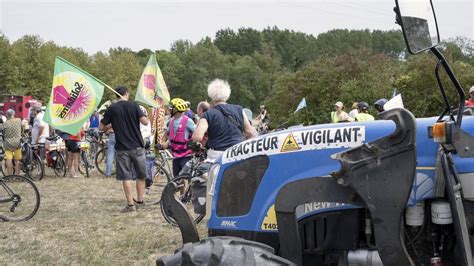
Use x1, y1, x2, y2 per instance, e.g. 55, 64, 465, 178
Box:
294, 97, 307, 113
151, 102, 166, 156
44, 56, 105, 135
384, 94, 404, 111
151, 104, 166, 145
135, 53, 170, 107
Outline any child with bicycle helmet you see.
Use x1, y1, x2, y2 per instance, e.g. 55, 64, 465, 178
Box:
158, 98, 196, 177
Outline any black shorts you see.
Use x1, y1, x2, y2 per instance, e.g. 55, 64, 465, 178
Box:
66, 140, 80, 153
116, 148, 147, 181
173, 156, 192, 177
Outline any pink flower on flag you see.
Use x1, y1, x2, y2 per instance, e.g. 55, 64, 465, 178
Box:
144, 74, 156, 91
53, 83, 92, 119
67, 92, 90, 119
53, 85, 69, 106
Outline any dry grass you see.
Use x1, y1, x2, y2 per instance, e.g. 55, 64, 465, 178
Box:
0, 169, 207, 265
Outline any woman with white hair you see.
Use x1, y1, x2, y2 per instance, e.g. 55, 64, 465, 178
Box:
192, 79, 257, 159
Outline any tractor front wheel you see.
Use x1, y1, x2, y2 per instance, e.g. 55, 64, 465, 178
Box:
157, 236, 294, 265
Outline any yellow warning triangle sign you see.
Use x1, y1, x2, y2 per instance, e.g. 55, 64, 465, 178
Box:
280, 133, 300, 152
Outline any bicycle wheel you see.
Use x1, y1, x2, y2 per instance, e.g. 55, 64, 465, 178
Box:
0, 175, 40, 222
53, 153, 66, 177
26, 153, 44, 181
95, 148, 115, 176
88, 142, 97, 164
95, 148, 106, 175
160, 175, 205, 226
0, 160, 21, 176
0, 160, 6, 177
145, 164, 172, 205
79, 152, 90, 178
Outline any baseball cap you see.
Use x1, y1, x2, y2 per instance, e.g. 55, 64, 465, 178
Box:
33, 102, 43, 111
469, 86, 474, 93
334, 101, 344, 108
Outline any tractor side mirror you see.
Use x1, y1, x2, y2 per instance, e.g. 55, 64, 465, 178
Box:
395, 0, 440, 54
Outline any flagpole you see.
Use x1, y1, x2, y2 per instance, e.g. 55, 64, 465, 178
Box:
304, 107, 310, 126
104, 83, 123, 98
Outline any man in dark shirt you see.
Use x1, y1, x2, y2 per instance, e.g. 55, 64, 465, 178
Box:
100, 86, 149, 212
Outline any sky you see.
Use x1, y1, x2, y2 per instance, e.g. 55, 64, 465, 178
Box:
1, 0, 473, 54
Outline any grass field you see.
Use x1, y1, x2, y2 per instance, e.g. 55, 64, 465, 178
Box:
0, 170, 207, 265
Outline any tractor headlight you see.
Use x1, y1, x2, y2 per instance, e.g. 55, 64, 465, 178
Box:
208, 164, 220, 196
431, 121, 454, 144
206, 164, 220, 220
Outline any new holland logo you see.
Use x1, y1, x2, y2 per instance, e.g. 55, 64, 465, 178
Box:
280, 133, 300, 152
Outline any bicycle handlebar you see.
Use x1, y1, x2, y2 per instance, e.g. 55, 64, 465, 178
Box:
30, 143, 45, 148
46, 136, 61, 141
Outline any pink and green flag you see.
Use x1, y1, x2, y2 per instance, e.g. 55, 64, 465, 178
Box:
135, 53, 170, 107
44, 56, 105, 135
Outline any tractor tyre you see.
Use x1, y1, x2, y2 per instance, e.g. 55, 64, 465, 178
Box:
157, 236, 294, 266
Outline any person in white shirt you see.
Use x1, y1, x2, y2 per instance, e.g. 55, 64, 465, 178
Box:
348, 102, 359, 119
139, 106, 154, 191
31, 105, 49, 160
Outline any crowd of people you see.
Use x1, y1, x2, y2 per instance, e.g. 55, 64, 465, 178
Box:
330, 86, 473, 123
94, 79, 257, 212
1, 83, 474, 212
330, 99, 387, 123
0, 104, 50, 176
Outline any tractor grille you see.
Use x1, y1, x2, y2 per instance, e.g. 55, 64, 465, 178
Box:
216, 155, 269, 217
299, 209, 360, 255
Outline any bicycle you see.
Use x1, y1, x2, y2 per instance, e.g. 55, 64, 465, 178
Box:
45, 135, 66, 177
1, 138, 45, 181
94, 132, 116, 176
142, 149, 174, 205
78, 141, 93, 178
160, 144, 208, 226
0, 123, 40, 222
0, 174, 41, 222
86, 129, 100, 165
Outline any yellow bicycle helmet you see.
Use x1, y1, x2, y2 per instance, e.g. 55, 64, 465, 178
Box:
170, 98, 188, 112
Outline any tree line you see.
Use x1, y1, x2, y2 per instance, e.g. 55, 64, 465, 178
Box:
0, 27, 473, 127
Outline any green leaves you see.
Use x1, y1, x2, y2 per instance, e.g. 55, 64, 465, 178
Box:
1, 28, 473, 130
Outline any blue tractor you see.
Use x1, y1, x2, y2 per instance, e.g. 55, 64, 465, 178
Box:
159, 1, 474, 265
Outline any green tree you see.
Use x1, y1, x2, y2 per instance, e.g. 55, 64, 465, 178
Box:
267, 49, 398, 126
156, 50, 186, 98
215, 27, 263, 56
8, 35, 48, 100
395, 50, 474, 118
0, 34, 12, 94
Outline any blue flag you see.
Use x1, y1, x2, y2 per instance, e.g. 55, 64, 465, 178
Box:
294, 97, 307, 113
